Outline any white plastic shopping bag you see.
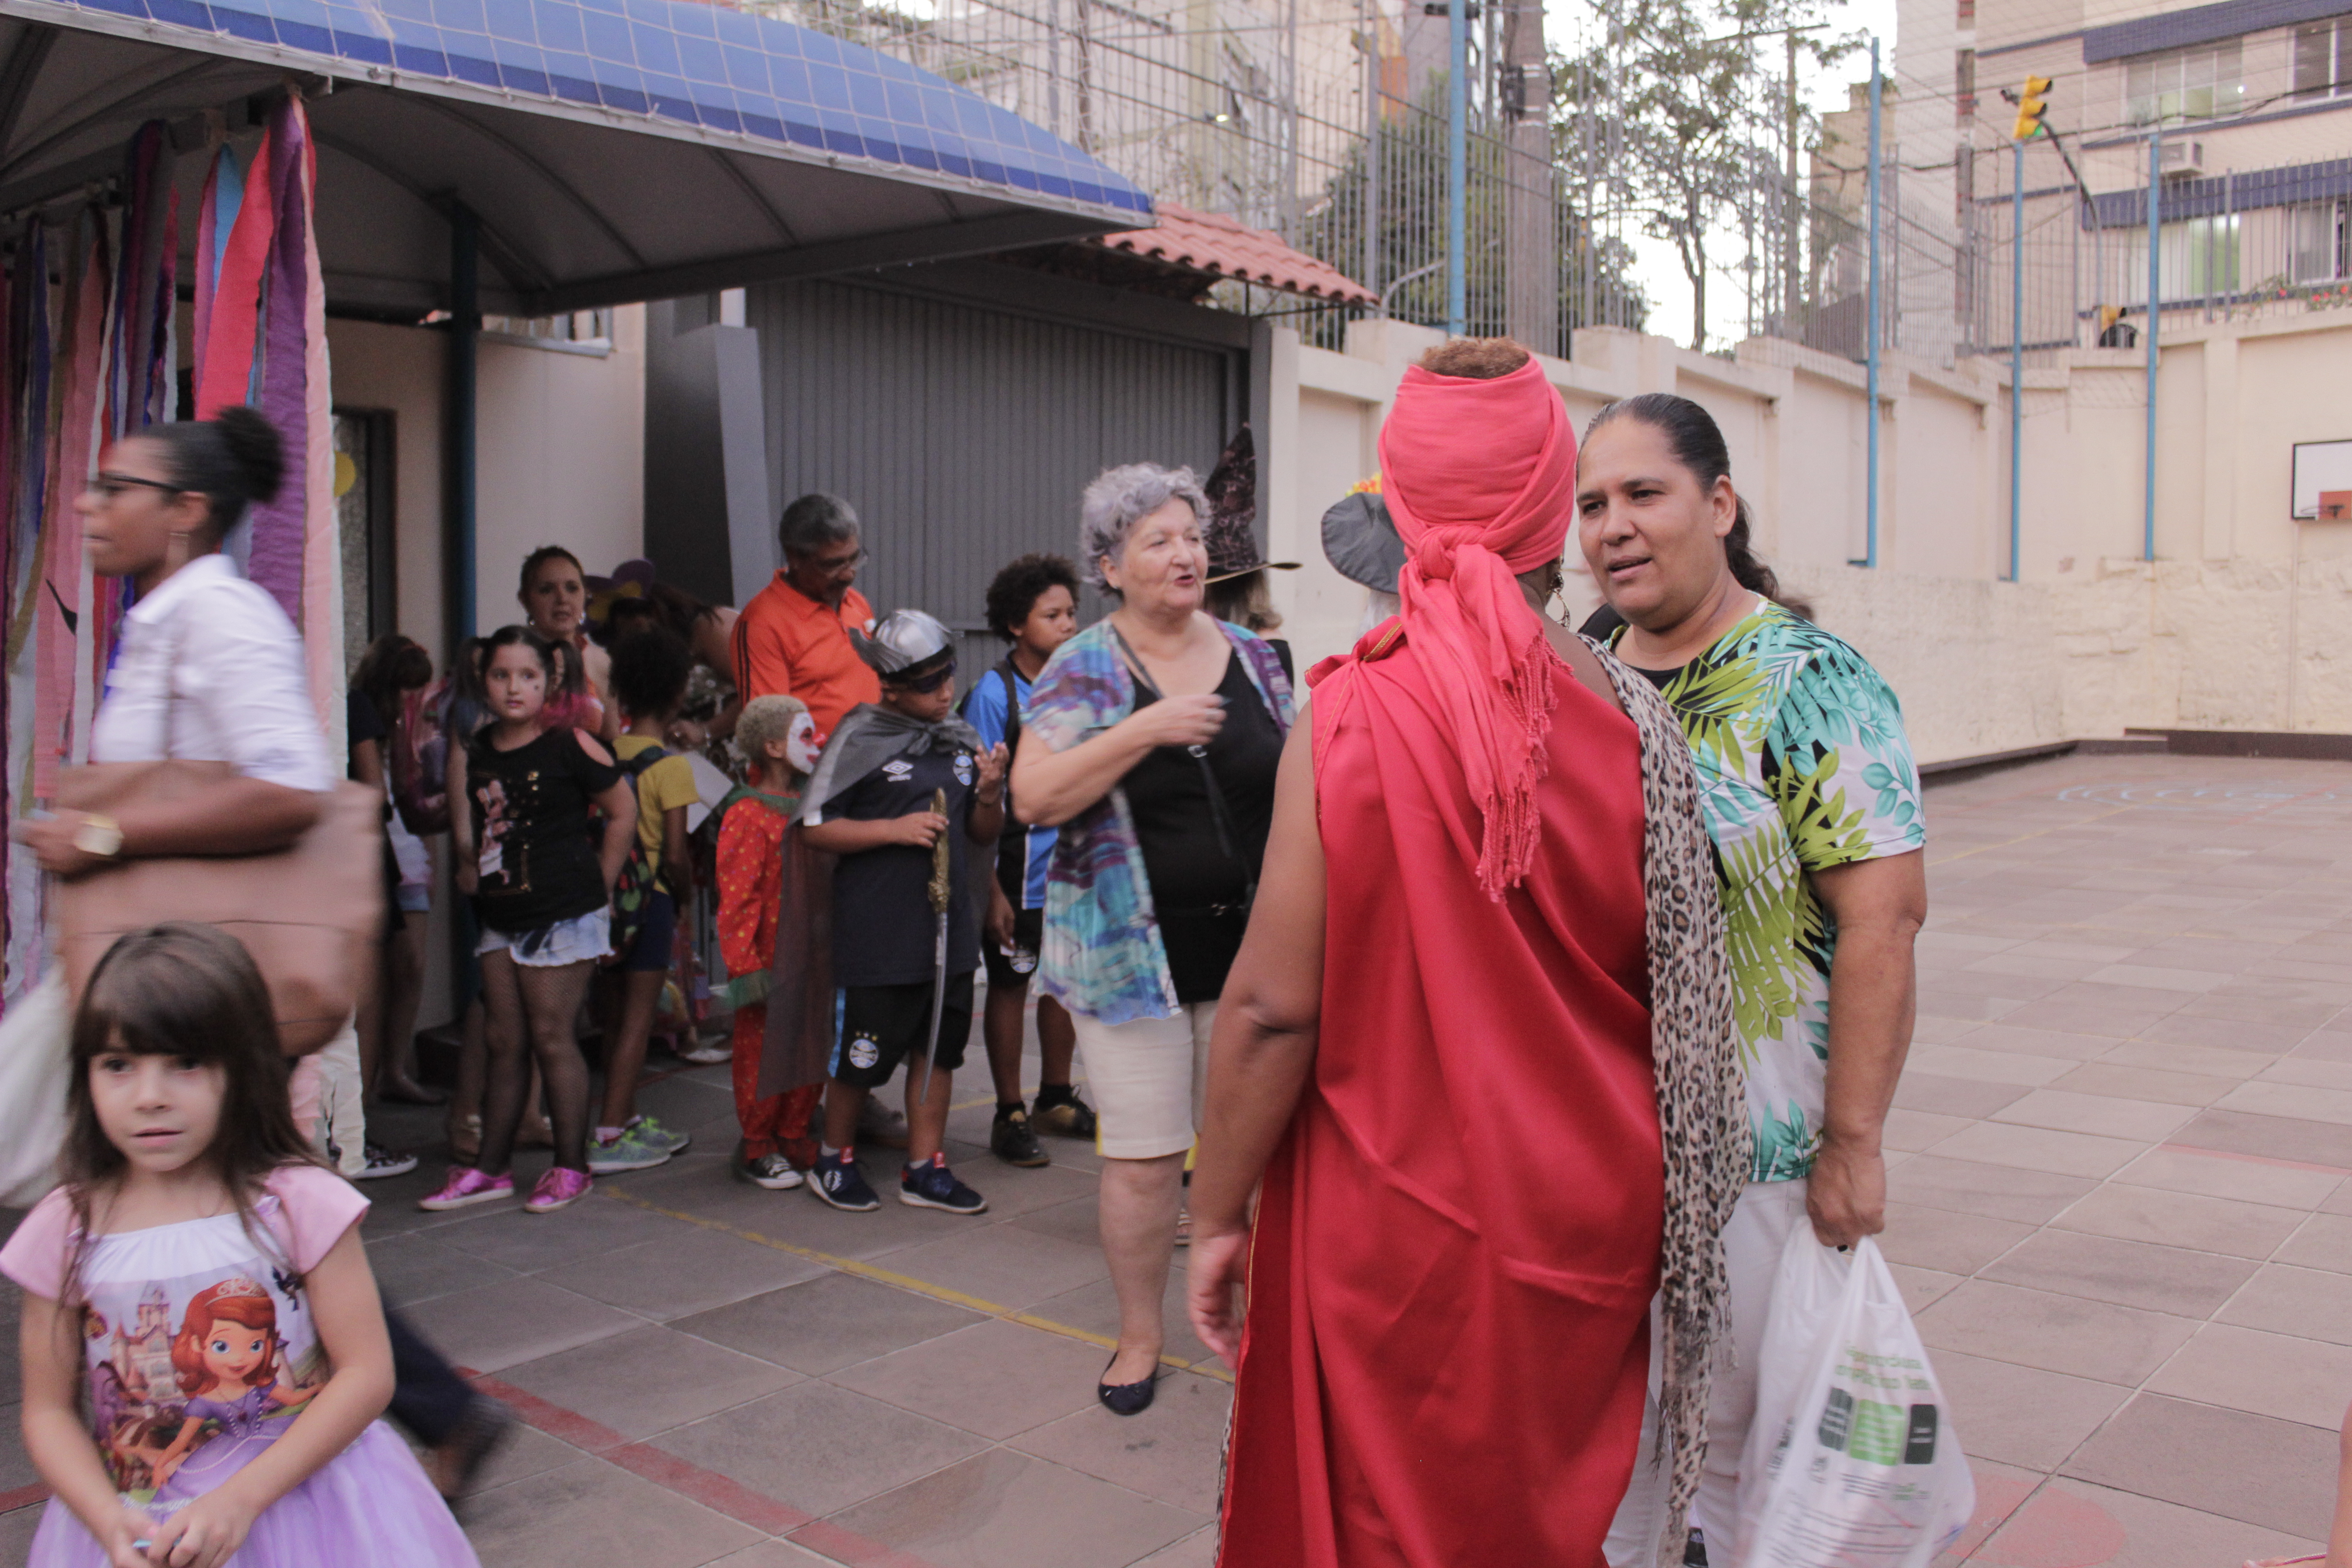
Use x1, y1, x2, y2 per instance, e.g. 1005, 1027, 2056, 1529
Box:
0, 971, 73, 1207
1732, 1225, 1975, 1568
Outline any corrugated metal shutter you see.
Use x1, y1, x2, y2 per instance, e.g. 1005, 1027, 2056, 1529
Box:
745, 274, 1239, 669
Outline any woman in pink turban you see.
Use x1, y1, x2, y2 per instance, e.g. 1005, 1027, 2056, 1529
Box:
1186, 340, 1748, 1568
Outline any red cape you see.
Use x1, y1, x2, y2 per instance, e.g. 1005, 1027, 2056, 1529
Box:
1220, 624, 1663, 1568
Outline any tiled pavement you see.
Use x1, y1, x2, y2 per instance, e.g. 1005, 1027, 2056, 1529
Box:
6, 750, 2352, 1566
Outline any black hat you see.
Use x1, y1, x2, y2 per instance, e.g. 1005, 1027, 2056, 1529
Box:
1320, 481, 1405, 594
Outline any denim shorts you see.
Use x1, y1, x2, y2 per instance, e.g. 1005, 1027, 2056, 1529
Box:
476, 906, 610, 967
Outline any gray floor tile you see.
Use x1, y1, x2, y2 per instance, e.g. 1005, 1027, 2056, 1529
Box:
1978, 1230, 2259, 1317
649, 1380, 988, 1519
501, 1324, 803, 1441
536, 1225, 830, 1320
462, 1455, 762, 1568
673, 1272, 986, 1375
1915, 1279, 2197, 1385
2060, 1393, 2339, 1539
804, 1447, 1204, 1568
1011, 1370, 1236, 1513
399, 1274, 642, 1374
828, 1318, 1109, 1438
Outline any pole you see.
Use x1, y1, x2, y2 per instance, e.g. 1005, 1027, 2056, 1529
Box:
2010, 137, 2023, 582
2145, 125, 2160, 562
1859, 37, 1880, 568
1447, 0, 1467, 336
1785, 29, 1799, 327
445, 201, 479, 657
1362, 0, 1378, 301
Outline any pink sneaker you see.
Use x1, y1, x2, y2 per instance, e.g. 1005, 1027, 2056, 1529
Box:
417, 1166, 514, 1211
524, 1167, 592, 1213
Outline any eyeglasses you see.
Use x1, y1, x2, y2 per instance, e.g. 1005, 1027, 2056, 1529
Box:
800, 547, 869, 578
92, 473, 187, 501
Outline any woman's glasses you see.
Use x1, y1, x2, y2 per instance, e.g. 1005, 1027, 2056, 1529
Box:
91, 473, 186, 501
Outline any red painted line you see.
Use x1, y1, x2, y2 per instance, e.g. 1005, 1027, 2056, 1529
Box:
2158, 1142, 2352, 1176
606, 1441, 812, 1536
459, 1368, 942, 1568
0, 1483, 51, 1513
461, 1369, 629, 1453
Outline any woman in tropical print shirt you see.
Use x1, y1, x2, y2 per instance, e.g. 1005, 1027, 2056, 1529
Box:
1582, 393, 1929, 1566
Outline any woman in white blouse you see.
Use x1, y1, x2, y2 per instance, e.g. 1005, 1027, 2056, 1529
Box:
17, 405, 331, 872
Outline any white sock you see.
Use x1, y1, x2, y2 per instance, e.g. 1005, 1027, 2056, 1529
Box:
595, 1126, 623, 1143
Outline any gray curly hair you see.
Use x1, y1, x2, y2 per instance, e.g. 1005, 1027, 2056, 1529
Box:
1078, 463, 1208, 591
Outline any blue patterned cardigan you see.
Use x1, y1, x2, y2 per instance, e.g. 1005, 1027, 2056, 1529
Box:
1024, 619, 1295, 1025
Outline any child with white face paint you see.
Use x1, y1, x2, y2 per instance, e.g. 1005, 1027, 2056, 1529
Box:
713, 696, 828, 1188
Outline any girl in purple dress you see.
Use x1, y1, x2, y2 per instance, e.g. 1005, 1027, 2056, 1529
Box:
5, 923, 477, 1568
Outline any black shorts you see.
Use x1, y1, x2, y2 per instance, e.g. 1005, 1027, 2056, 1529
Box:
981, 905, 1045, 990
830, 978, 974, 1090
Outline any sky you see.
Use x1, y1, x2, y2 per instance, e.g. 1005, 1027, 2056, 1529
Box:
1545, 0, 1900, 349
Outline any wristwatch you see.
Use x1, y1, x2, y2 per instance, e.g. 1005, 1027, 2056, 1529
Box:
73, 813, 124, 861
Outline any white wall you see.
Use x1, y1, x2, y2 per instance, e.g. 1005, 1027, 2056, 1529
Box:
325, 306, 647, 1031
1257, 307, 2352, 765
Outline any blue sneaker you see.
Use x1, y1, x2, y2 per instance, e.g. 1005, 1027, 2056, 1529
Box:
900, 1154, 988, 1215
808, 1151, 881, 1212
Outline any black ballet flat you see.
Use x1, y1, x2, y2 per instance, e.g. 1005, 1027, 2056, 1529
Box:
1098, 1357, 1162, 1416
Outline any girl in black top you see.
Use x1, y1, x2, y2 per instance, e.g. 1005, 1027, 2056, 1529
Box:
426, 627, 636, 1215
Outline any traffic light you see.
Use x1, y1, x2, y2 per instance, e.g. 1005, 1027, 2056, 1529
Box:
2013, 76, 2051, 140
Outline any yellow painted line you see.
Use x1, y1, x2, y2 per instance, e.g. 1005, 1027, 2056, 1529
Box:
600, 1185, 1233, 1383
1926, 803, 2134, 867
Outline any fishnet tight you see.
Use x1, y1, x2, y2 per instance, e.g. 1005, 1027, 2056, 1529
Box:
475, 951, 594, 1176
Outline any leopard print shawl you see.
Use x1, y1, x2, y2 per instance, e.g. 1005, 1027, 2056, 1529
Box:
1589, 635, 1749, 1568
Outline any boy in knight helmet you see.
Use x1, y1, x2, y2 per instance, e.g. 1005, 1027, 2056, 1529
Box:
800, 610, 1008, 1215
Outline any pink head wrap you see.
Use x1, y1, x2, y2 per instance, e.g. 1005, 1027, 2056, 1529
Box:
1376, 354, 1577, 897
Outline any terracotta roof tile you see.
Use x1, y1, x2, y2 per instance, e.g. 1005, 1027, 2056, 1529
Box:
1092, 202, 1373, 304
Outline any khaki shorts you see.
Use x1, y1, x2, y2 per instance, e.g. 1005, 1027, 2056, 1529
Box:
1069, 1002, 1218, 1160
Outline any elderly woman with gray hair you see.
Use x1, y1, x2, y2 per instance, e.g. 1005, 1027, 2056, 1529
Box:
1014, 460, 1294, 1415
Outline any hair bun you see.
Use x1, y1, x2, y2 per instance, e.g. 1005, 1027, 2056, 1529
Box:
210, 405, 285, 506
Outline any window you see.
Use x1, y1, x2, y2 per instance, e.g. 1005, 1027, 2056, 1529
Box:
2124, 216, 2240, 304
2296, 21, 2348, 101
2124, 41, 2244, 125
1956, 48, 1975, 122
2293, 201, 2347, 283
1956, 0, 1973, 24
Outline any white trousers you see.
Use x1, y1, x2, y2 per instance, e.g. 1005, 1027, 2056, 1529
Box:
1605, 1177, 1812, 1568
293, 1020, 367, 1178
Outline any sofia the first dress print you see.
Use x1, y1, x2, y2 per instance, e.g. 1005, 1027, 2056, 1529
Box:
0, 1170, 477, 1567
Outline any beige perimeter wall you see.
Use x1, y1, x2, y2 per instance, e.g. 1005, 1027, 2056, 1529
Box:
1254, 311, 2352, 766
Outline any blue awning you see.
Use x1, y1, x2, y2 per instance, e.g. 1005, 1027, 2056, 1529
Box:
0, 0, 1153, 314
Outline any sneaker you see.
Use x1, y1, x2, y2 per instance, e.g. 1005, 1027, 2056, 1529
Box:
356, 1142, 419, 1181
423, 1396, 515, 1500
627, 1114, 691, 1155
1031, 1088, 1098, 1140
675, 1035, 733, 1066
524, 1167, 593, 1213
990, 1106, 1049, 1168
808, 1151, 881, 1212
858, 1098, 911, 1150
417, 1167, 514, 1211
588, 1127, 671, 1174
736, 1151, 805, 1190
900, 1154, 988, 1215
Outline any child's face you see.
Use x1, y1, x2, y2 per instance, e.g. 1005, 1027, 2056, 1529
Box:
90, 1045, 225, 1177
485, 645, 549, 725
784, 711, 819, 774
1015, 585, 1078, 660
200, 1316, 271, 1391
881, 675, 955, 723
